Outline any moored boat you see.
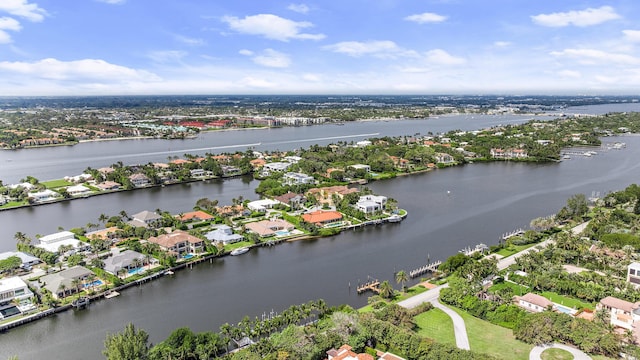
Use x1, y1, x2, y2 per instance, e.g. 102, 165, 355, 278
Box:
386, 214, 403, 223
230, 247, 250, 256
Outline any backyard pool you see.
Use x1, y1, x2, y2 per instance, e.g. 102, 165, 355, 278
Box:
182, 254, 194, 259
275, 230, 290, 237
127, 267, 145, 275
555, 304, 578, 316
84, 279, 103, 288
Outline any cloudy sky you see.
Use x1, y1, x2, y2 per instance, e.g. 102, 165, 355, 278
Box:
1, 0, 640, 95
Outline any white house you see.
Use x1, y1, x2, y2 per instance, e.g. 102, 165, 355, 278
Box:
128, 173, 151, 187
283, 172, 315, 185
205, 225, 244, 245
66, 184, 92, 196
598, 296, 640, 331
0, 276, 36, 319
28, 189, 60, 203
247, 199, 279, 212
517, 293, 554, 313
262, 162, 292, 174
349, 164, 371, 173
627, 262, 640, 286
35, 231, 87, 253
7, 182, 35, 191
355, 195, 387, 214
0, 251, 41, 268
355, 140, 372, 147
128, 210, 163, 228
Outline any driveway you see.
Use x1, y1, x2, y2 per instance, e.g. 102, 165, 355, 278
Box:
529, 343, 591, 360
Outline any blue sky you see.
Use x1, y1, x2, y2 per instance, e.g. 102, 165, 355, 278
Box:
1, 0, 640, 95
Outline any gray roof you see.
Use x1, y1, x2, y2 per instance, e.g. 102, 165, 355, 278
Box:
132, 210, 163, 222
103, 250, 146, 274
0, 251, 41, 266
39, 266, 94, 296
205, 226, 244, 243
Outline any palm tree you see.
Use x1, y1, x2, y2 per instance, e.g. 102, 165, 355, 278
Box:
98, 213, 108, 225
58, 283, 67, 299
71, 278, 82, 296
395, 270, 408, 293
379, 280, 394, 299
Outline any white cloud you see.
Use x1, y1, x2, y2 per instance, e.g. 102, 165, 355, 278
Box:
0, 17, 21, 44
404, 12, 447, 24
96, 0, 126, 4
288, 3, 310, 14
557, 70, 581, 78
424, 49, 465, 65
302, 73, 321, 82
531, 6, 620, 27
238, 49, 254, 56
222, 14, 325, 41
0, 0, 47, 22
147, 50, 188, 63
0, 58, 160, 82
174, 34, 205, 46
551, 48, 640, 65
623, 30, 640, 42
323, 40, 403, 58
239, 76, 276, 88
251, 49, 291, 68
493, 41, 511, 48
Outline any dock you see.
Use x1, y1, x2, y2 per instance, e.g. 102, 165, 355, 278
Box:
409, 260, 442, 278
501, 228, 525, 241
356, 279, 381, 294
459, 243, 489, 256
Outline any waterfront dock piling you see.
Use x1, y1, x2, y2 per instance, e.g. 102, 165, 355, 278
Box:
356, 279, 381, 294
409, 260, 442, 278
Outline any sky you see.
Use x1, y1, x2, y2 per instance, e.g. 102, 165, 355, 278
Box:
1, 0, 640, 96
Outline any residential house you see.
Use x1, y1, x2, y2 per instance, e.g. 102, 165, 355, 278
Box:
177, 210, 214, 222
245, 219, 295, 237
283, 155, 302, 163
128, 210, 163, 228
355, 140, 372, 147
7, 182, 36, 191
190, 168, 206, 177
128, 173, 151, 187
0, 251, 41, 269
147, 230, 205, 257
355, 195, 387, 214
349, 164, 371, 173
28, 189, 60, 203
627, 262, 640, 286
247, 199, 279, 212
66, 184, 92, 197
435, 153, 455, 164
35, 231, 87, 253
283, 172, 315, 185
326, 344, 374, 360
85, 227, 119, 242
95, 181, 121, 191
598, 296, 640, 332
302, 210, 343, 227
103, 249, 152, 276
215, 204, 245, 217
39, 266, 95, 299
389, 156, 410, 170
274, 192, 306, 209
221, 165, 242, 176
205, 225, 244, 245
306, 185, 358, 206
64, 173, 92, 183
249, 158, 266, 169
490, 148, 528, 159
517, 292, 554, 313
0, 276, 36, 319
261, 162, 292, 176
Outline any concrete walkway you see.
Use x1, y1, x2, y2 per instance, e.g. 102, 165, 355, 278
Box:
397, 284, 470, 350
529, 343, 592, 360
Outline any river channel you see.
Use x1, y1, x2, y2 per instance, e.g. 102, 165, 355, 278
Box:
1, 104, 640, 359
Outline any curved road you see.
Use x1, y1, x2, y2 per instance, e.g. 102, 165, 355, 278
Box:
529, 343, 592, 360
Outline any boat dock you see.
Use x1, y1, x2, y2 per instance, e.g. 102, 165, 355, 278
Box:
459, 243, 489, 256
357, 279, 381, 294
409, 260, 442, 278
501, 228, 525, 241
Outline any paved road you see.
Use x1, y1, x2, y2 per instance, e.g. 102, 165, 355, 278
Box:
529, 343, 592, 360
398, 285, 470, 350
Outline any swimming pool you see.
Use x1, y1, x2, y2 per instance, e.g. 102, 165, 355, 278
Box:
555, 304, 578, 315
182, 253, 194, 259
275, 230, 290, 236
84, 279, 103, 288
127, 267, 144, 275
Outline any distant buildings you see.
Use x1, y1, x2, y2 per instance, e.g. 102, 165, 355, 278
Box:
35, 231, 87, 253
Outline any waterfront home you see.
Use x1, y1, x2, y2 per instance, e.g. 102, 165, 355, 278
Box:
205, 225, 244, 245
273, 192, 306, 209
0, 195, 7, 205
128, 210, 163, 228
103, 249, 153, 276
147, 230, 205, 257
0, 276, 36, 319
435, 152, 455, 165
128, 173, 151, 187
261, 162, 292, 176
176, 210, 214, 222
221, 165, 242, 176
35, 231, 87, 254
490, 148, 529, 159
39, 265, 95, 299
95, 181, 121, 191
7, 182, 36, 191
85, 226, 119, 242
282, 172, 315, 185
389, 156, 410, 170
355, 140, 372, 147
245, 219, 295, 237
27, 189, 60, 203
189, 168, 206, 177
597, 296, 640, 336
249, 158, 266, 169
0, 251, 41, 269
627, 262, 640, 287
516, 292, 554, 313
355, 195, 387, 214
349, 164, 371, 173
215, 204, 246, 217
64, 173, 92, 183
302, 210, 343, 227
247, 199, 279, 212
66, 184, 92, 197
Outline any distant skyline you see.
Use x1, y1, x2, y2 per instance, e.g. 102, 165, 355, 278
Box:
1, 1, 640, 96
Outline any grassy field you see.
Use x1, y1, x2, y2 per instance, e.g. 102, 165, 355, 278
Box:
489, 281, 529, 296
414, 308, 455, 346
496, 243, 537, 257
451, 307, 533, 360
41, 179, 72, 188
0, 201, 27, 209
541, 348, 573, 360
540, 291, 594, 310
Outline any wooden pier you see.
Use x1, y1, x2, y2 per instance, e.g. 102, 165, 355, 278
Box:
409, 260, 442, 278
459, 243, 489, 256
501, 228, 525, 241
356, 279, 381, 294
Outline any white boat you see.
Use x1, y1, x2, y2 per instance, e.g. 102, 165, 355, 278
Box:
230, 247, 250, 256
104, 291, 120, 299
386, 214, 403, 223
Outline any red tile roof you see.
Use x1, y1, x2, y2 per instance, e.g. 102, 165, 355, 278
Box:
302, 210, 342, 224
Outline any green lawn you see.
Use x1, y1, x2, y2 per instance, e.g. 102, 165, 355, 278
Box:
540, 291, 595, 310
496, 243, 537, 257
0, 201, 27, 209
41, 179, 72, 188
489, 282, 530, 296
414, 308, 455, 345
541, 348, 573, 360
451, 307, 533, 360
